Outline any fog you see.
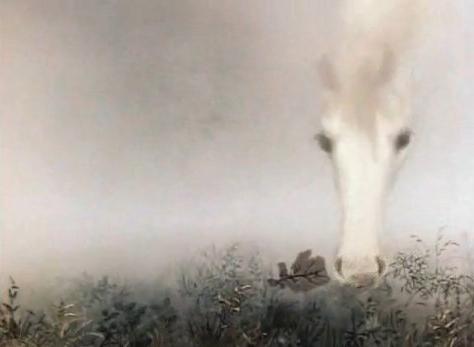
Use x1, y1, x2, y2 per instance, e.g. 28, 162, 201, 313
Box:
1, 1, 473, 286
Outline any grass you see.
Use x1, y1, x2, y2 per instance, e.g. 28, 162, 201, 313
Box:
1, 234, 474, 346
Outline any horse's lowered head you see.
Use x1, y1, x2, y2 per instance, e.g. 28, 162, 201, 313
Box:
317, 47, 413, 288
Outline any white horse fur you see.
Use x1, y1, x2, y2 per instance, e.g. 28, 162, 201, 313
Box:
317, 0, 427, 287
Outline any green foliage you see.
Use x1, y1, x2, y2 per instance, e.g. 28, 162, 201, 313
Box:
1, 234, 474, 346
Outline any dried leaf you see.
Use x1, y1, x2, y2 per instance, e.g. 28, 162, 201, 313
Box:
267, 249, 330, 292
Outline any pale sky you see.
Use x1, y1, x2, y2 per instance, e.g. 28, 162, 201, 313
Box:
1, 1, 473, 284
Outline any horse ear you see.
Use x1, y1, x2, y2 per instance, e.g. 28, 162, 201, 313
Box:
318, 56, 339, 91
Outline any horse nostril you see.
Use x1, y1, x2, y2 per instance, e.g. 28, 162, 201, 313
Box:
375, 256, 386, 275
334, 256, 385, 287
334, 257, 343, 277
350, 273, 377, 288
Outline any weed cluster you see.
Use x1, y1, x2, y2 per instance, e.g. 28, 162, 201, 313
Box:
1, 235, 473, 346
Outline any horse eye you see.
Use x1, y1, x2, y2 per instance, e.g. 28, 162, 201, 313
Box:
395, 129, 412, 151
315, 132, 333, 153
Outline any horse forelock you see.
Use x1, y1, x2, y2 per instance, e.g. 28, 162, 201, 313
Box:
321, 0, 426, 137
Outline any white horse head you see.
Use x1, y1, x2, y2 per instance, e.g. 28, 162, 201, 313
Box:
316, 1, 425, 287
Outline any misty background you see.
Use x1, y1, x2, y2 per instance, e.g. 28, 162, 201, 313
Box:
1, 1, 473, 287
